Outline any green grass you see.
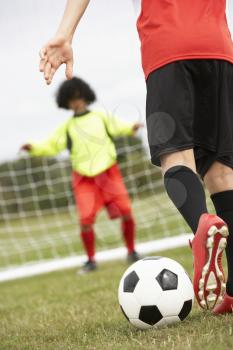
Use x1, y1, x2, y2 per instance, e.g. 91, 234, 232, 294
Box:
0, 246, 232, 350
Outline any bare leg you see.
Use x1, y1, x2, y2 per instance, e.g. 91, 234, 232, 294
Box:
161, 149, 196, 175
204, 162, 233, 194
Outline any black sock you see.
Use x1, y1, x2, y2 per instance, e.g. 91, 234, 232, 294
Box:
164, 165, 208, 233
211, 190, 233, 297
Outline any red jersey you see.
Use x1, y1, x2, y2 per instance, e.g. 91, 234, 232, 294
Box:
137, 0, 233, 79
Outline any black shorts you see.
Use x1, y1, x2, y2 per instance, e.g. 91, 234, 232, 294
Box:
146, 59, 233, 178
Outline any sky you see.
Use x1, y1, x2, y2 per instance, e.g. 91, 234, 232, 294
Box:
0, 0, 233, 161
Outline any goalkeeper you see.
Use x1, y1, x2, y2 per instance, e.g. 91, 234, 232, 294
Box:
21, 77, 142, 273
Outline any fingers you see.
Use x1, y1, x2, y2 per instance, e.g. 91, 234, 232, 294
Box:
39, 46, 56, 84
65, 59, 73, 80
39, 38, 73, 85
39, 47, 46, 60
39, 47, 48, 73
39, 50, 57, 84
46, 68, 56, 85
40, 58, 55, 84
39, 58, 47, 72
44, 62, 52, 83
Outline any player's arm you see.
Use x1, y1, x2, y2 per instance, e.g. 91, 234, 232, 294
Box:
21, 122, 68, 157
39, 0, 90, 85
102, 113, 143, 138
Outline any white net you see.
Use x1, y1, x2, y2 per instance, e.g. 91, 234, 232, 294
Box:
0, 136, 192, 271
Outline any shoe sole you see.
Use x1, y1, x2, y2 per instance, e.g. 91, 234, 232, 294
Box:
198, 225, 229, 310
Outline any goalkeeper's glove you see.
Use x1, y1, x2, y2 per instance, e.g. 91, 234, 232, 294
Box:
132, 123, 144, 134
20, 144, 32, 152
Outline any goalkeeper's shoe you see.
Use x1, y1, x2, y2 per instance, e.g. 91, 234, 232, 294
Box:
127, 250, 141, 263
213, 293, 233, 315
79, 260, 97, 274
191, 214, 229, 310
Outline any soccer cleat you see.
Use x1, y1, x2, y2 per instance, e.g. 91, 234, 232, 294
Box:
127, 250, 141, 263
213, 293, 233, 315
78, 260, 97, 275
191, 214, 229, 310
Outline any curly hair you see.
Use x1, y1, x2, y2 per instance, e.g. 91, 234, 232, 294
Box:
56, 77, 96, 109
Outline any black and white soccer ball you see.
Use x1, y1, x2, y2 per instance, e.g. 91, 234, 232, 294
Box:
118, 257, 194, 329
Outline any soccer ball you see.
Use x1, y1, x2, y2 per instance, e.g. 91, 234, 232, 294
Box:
118, 256, 194, 329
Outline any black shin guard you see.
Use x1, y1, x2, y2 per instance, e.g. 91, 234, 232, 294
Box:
211, 190, 233, 297
164, 165, 208, 233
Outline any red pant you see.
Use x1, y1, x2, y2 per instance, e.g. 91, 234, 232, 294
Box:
72, 164, 132, 225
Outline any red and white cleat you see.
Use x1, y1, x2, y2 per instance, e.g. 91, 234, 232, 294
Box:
191, 214, 229, 310
213, 293, 233, 315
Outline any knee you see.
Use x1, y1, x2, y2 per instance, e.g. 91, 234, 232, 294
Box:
204, 162, 233, 194
81, 224, 93, 232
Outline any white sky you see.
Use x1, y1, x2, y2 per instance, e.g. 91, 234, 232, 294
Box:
0, 0, 232, 161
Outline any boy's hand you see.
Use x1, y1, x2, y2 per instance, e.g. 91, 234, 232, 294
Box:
39, 36, 73, 85
20, 144, 32, 152
132, 123, 144, 133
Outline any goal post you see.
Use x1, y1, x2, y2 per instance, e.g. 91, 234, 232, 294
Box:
0, 135, 194, 281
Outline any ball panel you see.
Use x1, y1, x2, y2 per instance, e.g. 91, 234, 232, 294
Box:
156, 269, 178, 291
156, 291, 184, 317
156, 315, 180, 327
119, 260, 144, 283
123, 271, 139, 293
139, 305, 163, 326
178, 273, 194, 301
120, 305, 129, 321
134, 279, 162, 306
127, 259, 167, 280
129, 318, 152, 330
118, 293, 141, 319
178, 299, 193, 321
157, 258, 188, 275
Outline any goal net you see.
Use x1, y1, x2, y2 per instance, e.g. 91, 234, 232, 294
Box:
0, 136, 199, 279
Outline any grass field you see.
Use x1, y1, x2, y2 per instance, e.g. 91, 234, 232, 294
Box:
0, 246, 232, 350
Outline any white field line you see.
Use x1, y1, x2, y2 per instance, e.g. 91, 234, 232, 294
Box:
0, 234, 192, 283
